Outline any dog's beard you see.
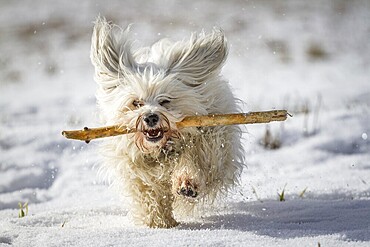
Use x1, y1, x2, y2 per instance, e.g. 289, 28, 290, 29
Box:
133, 112, 181, 154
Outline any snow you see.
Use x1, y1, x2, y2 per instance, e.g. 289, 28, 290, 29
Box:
0, 0, 369, 246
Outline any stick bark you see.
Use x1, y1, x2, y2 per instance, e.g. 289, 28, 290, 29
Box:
62, 110, 289, 143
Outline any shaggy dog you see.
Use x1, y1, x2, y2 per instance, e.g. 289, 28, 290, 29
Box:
91, 17, 244, 228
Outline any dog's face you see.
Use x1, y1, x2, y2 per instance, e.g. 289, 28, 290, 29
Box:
105, 73, 194, 152
91, 17, 228, 153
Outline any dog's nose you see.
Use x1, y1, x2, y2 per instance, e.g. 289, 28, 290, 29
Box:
144, 113, 159, 127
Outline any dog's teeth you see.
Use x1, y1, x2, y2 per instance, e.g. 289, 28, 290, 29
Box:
144, 129, 163, 138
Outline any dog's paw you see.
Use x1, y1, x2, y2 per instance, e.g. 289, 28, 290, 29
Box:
177, 178, 198, 198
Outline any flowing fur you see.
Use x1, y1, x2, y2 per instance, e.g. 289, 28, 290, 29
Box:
91, 17, 245, 228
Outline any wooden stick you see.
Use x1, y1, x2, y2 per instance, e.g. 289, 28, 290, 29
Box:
62, 110, 289, 143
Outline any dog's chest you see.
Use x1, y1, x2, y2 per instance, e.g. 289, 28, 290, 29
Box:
136, 152, 179, 180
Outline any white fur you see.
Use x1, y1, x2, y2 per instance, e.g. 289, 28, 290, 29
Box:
91, 16, 245, 228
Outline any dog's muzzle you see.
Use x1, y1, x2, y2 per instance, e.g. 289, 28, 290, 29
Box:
134, 111, 177, 152
141, 113, 166, 143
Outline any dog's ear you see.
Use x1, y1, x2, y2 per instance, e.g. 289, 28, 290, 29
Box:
168, 29, 228, 86
90, 16, 136, 89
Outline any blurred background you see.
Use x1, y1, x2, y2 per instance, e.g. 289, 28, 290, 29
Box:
1, 0, 369, 111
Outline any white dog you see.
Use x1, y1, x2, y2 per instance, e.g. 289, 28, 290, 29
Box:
90, 17, 244, 228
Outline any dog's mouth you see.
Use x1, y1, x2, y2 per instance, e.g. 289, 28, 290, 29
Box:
134, 112, 180, 152
143, 128, 166, 143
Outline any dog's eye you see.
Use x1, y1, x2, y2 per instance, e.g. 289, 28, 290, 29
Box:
104, 85, 118, 91
159, 99, 170, 106
132, 100, 144, 108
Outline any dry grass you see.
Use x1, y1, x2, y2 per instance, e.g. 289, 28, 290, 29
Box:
18, 202, 28, 218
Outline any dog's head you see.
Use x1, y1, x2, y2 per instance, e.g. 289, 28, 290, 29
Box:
91, 17, 228, 153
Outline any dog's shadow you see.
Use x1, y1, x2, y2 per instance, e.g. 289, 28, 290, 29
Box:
177, 197, 370, 241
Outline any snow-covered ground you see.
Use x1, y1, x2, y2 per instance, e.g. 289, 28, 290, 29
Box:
1, 1, 369, 246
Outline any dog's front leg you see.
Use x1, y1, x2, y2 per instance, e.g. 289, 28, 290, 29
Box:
129, 177, 178, 228
171, 153, 206, 201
